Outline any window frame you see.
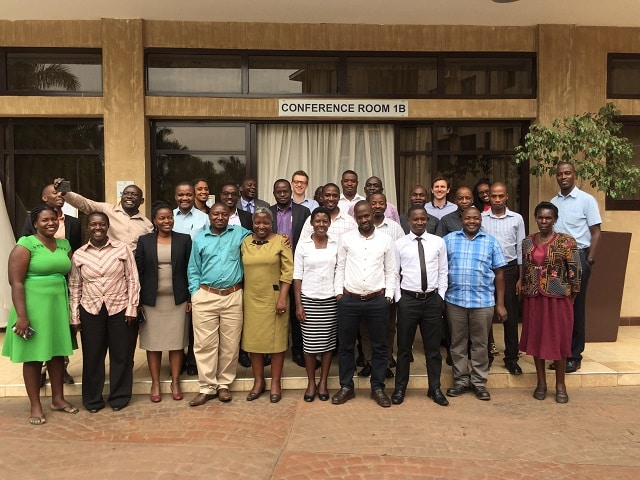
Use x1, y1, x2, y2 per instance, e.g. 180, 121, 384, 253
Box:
605, 117, 640, 211
607, 53, 640, 99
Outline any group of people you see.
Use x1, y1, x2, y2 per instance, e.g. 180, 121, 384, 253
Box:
2, 161, 600, 423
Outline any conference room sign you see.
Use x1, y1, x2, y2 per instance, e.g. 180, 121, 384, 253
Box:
278, 99, 409, 118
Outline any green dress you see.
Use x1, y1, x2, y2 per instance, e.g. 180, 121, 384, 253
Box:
2, 236, 73, 363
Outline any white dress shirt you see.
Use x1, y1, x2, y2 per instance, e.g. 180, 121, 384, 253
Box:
394, 232, 448, 302
301, 209, 357, 240
374, 217, 405, 241
480, 207, 526, 264
335, 229, 397, 298
337, 193, 365, 215
293, 236, 338, 299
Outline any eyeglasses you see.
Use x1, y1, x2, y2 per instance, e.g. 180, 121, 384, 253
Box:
292, 180, 308, 185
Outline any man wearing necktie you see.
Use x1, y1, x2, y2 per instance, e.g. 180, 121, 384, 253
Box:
391, 205, 449, 406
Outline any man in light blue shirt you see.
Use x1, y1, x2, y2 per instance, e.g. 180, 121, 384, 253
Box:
173, 181, 209, 240
550, 162, 602, 373
187, 203, 251, 407
426, 177, 457, 219
444, 207, 506, 401
291, 170, 320, 212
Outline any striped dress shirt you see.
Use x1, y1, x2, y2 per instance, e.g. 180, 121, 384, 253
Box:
69, 239, 140, 324
301, 208, 357, 240
480, 208, 526, 264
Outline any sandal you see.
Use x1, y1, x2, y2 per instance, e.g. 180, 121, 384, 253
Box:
52, 404, 79, 414
29, 415, 46, 425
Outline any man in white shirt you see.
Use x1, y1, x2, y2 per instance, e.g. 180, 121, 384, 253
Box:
481, 182, 526, 375
348, 176, 400, 223
426, 177, 457, 219
392, 205, 449, 406
332, 201, 397, 408
291, 170, 320, 212
301, 183, 356, 239
337, 170, 365, 213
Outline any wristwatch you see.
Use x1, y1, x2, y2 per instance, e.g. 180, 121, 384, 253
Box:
587, 258, 595, 266
386, 297, 394, 304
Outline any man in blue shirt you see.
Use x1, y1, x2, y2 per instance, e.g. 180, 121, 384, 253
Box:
187, 203, 251, 406
444, 207, 507, 401
550, 162, 601, 373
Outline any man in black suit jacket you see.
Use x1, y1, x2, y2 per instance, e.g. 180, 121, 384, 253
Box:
236, 177, 269, 214
270, 179, 311, 367
21, 183, 82, 385
21, 184, 82, 252
399, 185, 439, 236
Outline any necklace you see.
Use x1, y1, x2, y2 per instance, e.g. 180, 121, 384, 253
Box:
252, 239, 269, 245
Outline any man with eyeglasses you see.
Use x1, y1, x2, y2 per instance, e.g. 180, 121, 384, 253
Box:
220, 183, 253, 230
291, 170, 320, 212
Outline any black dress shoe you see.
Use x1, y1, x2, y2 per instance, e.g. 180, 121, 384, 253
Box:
565, 360, 581, 373
389, 357, 397, 368
238, 351, 251, 368
445, 352, 453, 366
263, 354, 272, 367
391, 389, 405, 405
111, 404, 128, 411
186, 365, 198, 376
303, 390, 315, 402
370, 388, 391, 408
549, 361, 557, 370
473, 385, 491, 401
292, 354, 306, 368
505, 361, 523, 375
63, 369, 75, 385
356, 354, 365, 368
446, 384, 470, 397
331, 387, 355, 405
427, 388, 449, 406
357, 363, 372, 377
385, 367, 395, 378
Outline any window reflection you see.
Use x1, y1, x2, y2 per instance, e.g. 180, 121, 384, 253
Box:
249, 56, 338, 94
347, 57, 437, 95
442, 57, 534, 96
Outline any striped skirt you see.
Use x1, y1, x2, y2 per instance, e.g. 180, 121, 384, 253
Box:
300, 295, 338, 354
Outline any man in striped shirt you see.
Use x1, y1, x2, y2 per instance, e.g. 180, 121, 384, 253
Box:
444, 207, 507, 402
481, 182, 526, 375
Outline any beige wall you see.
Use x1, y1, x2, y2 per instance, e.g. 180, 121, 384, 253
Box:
0, 19, 638, 316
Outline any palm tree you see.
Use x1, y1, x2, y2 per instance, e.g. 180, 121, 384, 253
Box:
8, 62, 80, 91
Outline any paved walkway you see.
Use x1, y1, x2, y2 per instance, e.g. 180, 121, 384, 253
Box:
1, 386, 639, 479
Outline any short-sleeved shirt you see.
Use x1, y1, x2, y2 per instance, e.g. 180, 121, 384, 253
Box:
551, 187, 602, 249
444, 229, 507, 308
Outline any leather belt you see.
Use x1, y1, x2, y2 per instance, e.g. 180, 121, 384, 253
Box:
401, 289, 438, 300
343, 288, 384, 301
200, 282, 243, 296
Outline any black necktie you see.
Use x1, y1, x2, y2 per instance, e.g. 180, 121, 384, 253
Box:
417, 237, 427, 292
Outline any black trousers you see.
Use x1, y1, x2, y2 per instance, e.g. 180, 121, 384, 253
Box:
502, 261, 520, 363
338, 295, 389, 390
80, 304, 136, 410
289, 289, 304, 358
185, 311, 196, 367
572, 249, 592, 361
395, 292, 443, 392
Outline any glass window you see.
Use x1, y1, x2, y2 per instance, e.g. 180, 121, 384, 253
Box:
147, 54, 242, 95
1, 120, 105, 236
606, 121, 640, 210
6, 52, 102, 95
347, 57, 437, 96
435, 126, 522, 152
153, 122, 248, 203
608, 56, 640, 97
442, 57, 534, 96
249, 56, 338, 94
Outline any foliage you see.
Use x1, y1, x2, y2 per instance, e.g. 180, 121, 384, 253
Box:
9, 63, 80, 91
514, 103, 640, 199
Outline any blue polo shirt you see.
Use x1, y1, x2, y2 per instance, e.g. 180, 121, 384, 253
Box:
444, 229, 507, 308
187, 225, 251, 295
551, 186, 601, 249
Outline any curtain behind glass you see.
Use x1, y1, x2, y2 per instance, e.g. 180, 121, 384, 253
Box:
257, 124, 396, 207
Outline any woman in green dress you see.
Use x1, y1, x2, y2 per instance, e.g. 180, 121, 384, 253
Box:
241, 207, 293, 403
2, 205, 78, 425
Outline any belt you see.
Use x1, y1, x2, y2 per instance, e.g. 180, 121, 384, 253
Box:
343, 288, 385, 301
200, 282, 243, 296
401, 289, 438, 300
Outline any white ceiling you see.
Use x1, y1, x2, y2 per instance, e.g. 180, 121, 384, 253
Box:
2, 0, 640, 27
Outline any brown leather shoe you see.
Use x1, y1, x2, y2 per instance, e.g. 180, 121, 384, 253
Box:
331, 387, 355, 405
218, 388, 232, 403
189, 393, 217, 407
370, 388, 391, 408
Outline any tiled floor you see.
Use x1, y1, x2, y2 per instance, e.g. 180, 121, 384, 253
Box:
2, 324, 639, 398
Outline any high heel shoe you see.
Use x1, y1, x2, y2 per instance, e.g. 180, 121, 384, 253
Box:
317, 383, 330, 401
150, 385, 162, 403
246, 383, 266, 401
170, 382, 183, 401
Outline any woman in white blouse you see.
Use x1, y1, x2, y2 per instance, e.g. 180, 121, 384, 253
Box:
293, 207, 338, 402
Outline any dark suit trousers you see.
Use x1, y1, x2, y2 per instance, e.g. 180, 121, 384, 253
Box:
338, 295, 389, 390
502, 261, 520, 362
395, 292, 443, 392
572, 249, 591, 362
289, 289, 304, 357
80, 305, 136, 410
